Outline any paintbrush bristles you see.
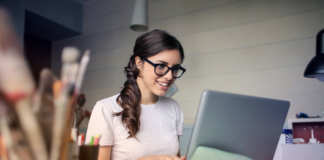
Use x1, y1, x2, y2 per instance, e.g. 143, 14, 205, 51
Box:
74, 50, 90, 94
0, 9, 22, 51
61, 47, 80, 85
83, 50, 90, 56
61, 47, 80, 63
0, 9, 34, 99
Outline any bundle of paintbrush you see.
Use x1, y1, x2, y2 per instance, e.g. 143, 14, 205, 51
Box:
0, 8, 91, 160
50, 48, 90, 160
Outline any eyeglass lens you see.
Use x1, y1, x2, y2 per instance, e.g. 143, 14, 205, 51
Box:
155, 65, 183, 78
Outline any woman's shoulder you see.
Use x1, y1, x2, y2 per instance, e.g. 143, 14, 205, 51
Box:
97, 94, 119, 104
94, 94, 122, 112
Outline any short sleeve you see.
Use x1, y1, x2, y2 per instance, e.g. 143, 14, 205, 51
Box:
175, 102, 184, 135
85, 101, 114, 146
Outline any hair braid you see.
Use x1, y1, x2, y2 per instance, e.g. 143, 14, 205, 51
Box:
115, 55, 141, 139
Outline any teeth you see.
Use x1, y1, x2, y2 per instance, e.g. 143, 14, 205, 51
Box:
157, 82, 168, 87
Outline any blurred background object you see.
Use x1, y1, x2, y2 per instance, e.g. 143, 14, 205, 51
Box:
0, 8, 48, 160
304, 29, 324, 81
32, 68, 58, 153
75, 94, 91, 129
0, 4, 92, 159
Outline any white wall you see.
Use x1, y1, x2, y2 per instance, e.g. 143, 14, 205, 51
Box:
51, 0, 324, 128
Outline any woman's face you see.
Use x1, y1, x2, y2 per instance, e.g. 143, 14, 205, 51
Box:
137, 49, 182, 96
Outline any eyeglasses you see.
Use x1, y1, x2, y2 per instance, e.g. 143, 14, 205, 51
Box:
141, 57, 186, 78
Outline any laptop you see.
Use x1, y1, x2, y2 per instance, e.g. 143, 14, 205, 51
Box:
186, 90, 290, 160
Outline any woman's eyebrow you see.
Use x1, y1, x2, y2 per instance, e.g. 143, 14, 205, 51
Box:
156, 60, 168, 64
156, 60, 181, 67
173, 64, 181, 67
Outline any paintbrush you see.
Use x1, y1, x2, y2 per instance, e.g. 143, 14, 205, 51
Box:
0, 94, 33, 160
0, 8, 48, 160
60, 47, 80, 86
50, 47, 79, 160
72, 50, 90, 130
74, 50, 90, 95
61, 49, 91, 160
32, 68, 58, 153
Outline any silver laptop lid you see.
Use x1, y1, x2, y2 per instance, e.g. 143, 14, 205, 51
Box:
186, 90, 290, 160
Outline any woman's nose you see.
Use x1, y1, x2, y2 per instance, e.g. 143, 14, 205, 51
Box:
164, 69, 173, 80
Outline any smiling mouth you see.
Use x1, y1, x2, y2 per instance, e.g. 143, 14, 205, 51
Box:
157, 81, 169, 87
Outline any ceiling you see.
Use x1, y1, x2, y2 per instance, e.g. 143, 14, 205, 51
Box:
73, 0, 98, 4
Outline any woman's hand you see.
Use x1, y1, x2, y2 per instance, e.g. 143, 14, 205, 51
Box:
138, 155, 186, 160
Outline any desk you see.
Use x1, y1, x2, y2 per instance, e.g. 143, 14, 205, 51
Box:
281, 144, 324, 160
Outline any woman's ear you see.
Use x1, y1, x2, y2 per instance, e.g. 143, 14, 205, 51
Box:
134, 56, 143, 71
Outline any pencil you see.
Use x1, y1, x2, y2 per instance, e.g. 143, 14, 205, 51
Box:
90, 136, 95, 146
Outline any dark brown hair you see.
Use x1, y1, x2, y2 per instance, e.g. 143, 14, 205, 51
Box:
114, 30, 184, 139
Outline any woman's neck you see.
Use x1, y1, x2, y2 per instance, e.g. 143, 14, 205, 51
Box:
136, 77, 158, 105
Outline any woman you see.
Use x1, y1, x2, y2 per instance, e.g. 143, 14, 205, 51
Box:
86, 30, 186, 160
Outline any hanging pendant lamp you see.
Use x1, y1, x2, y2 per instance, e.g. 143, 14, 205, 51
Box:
304, 29, 324, 81
130, 0, 148, 32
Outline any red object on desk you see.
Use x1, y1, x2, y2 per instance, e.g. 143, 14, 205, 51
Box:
293, 122, 324, 143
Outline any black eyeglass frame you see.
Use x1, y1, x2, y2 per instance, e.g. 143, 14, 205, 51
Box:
141, 57, 186, 78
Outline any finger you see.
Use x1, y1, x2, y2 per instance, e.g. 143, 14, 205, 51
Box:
180, 156, 186, 160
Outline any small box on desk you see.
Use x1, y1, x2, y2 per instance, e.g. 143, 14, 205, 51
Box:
287, 118, 324, 143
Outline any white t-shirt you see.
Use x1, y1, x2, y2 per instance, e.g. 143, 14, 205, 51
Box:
85, 94, 184, 160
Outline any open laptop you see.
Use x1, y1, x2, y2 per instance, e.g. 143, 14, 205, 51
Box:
186, 90, 290, 160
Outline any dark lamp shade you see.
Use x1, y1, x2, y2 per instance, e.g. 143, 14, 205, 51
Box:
304, 29, 324, 79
